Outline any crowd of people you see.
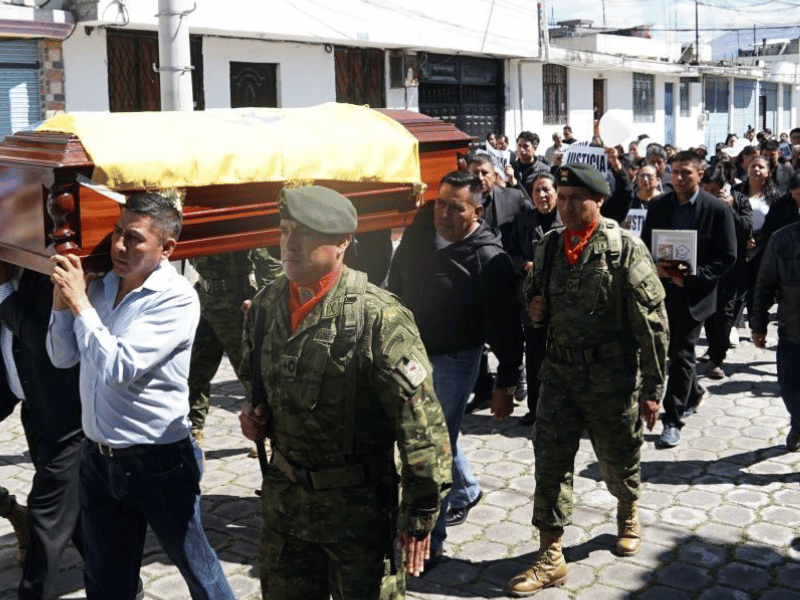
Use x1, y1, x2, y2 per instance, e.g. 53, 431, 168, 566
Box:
0, 121, 797, 600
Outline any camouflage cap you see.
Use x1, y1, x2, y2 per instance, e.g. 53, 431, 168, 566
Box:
555, 163, 610, 197
278, 186, 358, 234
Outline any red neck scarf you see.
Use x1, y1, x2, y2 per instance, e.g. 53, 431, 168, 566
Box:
564, 217, 600, 266
287, 265, 343, 333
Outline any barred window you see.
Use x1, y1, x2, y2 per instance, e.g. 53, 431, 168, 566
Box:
680, 78, 690, 117
633, 73, 655, 123
543, 64, 568, 125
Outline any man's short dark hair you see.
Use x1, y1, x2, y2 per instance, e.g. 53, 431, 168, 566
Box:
672, 150, 704, 169
646, 143, 667, 160
440, 170, 482, 205
791, 127, 800, 137
563, 126, 572, 133
517, 131, 540, 146
124, 192, 183, 241
498, 134, 509, 144
761, 138, 780, 151
789, 171, 800, 190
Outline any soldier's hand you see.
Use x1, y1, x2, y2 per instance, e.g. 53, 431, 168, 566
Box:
490, 388, 514, 420
399, 532, 429, 577
639, 398, 660, 431
752, 333, 767, 348
239, 403, 269, 441
241, 299, 252, 319
528, 295, 547, 325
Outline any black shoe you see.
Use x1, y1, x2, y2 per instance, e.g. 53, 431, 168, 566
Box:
514, 382, 528, 402
445, 491, 483, 526
519, 412, 537, 426
787, 428, 800, 452
465, 391, 492, 414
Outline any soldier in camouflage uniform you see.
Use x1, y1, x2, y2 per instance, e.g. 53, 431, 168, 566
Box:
188, 248, 281, 442
504, 164, 668, 597
239, 186, 452, 600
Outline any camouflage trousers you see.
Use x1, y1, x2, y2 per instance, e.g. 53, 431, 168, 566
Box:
258, 522, 406, 600
532, 376, 643, 529
187, 293, 248, 431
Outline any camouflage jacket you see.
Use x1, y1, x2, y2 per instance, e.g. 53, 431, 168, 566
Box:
240, 267, 452, 541
192, 249, 281, 296
524, 218, 668, 402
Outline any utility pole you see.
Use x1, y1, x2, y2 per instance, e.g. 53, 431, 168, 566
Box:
156, 0, 194, 111
695, 0, 699, 62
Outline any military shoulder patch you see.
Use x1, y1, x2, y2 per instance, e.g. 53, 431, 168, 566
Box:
398, 356, 428, 388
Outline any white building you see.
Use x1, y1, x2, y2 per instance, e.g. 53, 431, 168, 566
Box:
0, 0, 794, 153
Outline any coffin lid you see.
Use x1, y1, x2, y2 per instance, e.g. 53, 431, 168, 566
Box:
37, 103, 422, 192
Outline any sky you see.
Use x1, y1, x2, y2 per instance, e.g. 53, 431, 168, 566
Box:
549, 0, 800, 46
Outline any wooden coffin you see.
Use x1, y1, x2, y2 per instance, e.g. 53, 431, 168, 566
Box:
0, 108, 472, 274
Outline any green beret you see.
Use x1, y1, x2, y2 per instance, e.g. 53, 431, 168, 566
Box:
278, 186, 358, 235
554, 163, 610, 197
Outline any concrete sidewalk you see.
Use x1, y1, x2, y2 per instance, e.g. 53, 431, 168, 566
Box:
0, 321, 798, 599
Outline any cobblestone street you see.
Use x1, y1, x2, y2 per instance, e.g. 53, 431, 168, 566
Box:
0, 321, 798, 599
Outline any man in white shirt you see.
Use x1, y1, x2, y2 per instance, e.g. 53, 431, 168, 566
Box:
47, 193, 234, 600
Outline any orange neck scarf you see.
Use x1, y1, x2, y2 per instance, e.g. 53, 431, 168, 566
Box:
564, 217, 600, 266
288, 265, 343, 333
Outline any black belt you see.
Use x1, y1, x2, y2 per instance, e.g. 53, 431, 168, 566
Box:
549, 339, 631, 364
271, 448, 386, 491
92, 437, 188, 459
198, 276, 251, 294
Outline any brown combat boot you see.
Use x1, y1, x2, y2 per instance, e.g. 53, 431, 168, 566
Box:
507, 526, 567, 597
7, 501, 29, 566
616, 499, 641, 556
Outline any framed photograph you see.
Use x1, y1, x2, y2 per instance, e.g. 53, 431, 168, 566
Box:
650, 229, 697, 274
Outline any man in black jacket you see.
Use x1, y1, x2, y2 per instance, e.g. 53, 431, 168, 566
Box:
465, 154, 531, 410
388, 170, 523, 567
751, 219, 800, 450
0, 263, 84, 599
641, 151, 737, 448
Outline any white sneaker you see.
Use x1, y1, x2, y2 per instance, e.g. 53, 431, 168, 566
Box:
729, 327, 739, 347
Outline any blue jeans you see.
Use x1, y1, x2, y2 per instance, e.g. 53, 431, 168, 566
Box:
79, 437, 235, 600
429, 346, 483, 553
777, 339, 800, 430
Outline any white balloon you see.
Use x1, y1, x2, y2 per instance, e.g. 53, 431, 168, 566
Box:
598, 110, 633, 147
731, 137, 751, 153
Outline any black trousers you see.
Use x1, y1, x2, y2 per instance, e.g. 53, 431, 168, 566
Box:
704, 284, 745, 364
662, 289, 705, 428
524, 325, 547, 416
19, 405, 84, 600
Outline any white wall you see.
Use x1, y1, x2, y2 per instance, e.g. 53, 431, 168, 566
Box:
62, 26, 109, 111
89, 0, 539, 58
202, 38, 334, 109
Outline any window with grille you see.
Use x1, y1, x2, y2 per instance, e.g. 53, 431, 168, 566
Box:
679, 78, 690, 117
633, 73, 655, 123
543, 64, 567, 125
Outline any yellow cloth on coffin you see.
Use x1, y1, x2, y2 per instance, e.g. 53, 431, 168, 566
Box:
37, 103, 422, 191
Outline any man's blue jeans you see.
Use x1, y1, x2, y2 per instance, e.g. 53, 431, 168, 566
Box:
430, 346, 483, 554
777, 339, 800, 430
79, 437, 235, 600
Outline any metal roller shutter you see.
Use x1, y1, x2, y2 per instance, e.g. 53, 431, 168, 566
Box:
0, 40, 40, 138
733, 79, 756, 138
